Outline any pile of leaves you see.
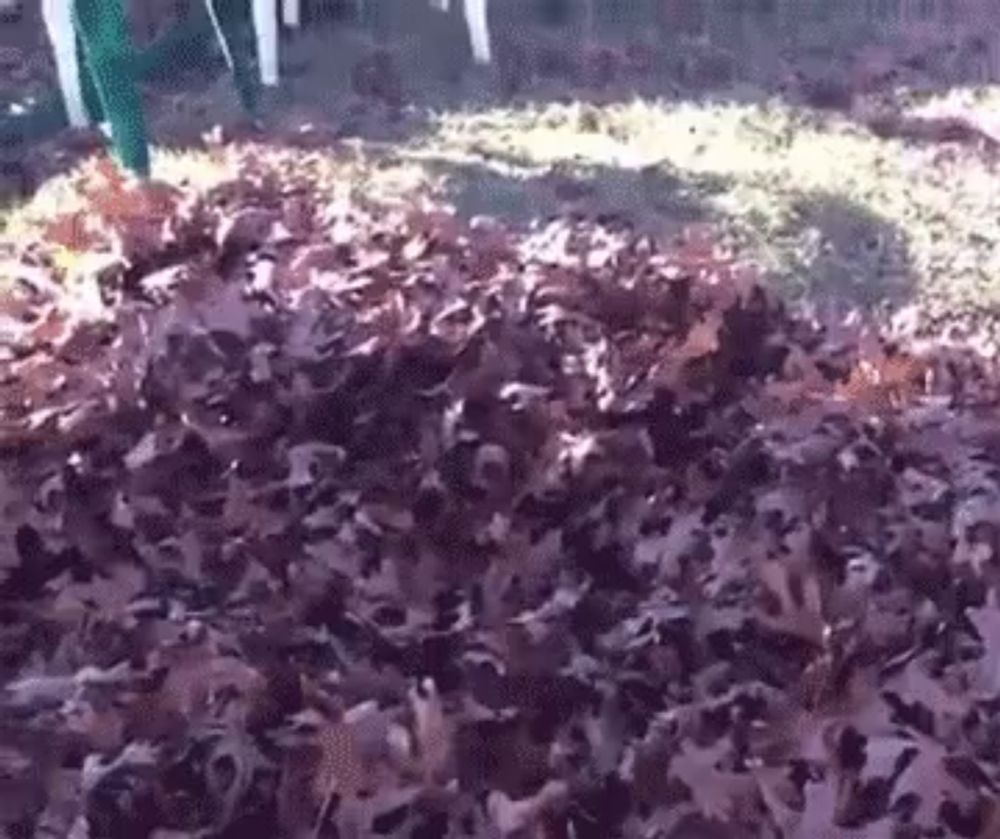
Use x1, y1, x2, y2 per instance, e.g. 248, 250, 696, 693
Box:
3, 149, 1000, 839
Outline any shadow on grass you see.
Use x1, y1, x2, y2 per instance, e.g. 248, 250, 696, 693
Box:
416, 154, 727, 232
763, 189, 915, 310
414, 151, 916, 310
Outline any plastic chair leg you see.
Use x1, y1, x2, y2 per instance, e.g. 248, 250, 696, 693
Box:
72, 0, 151, 177
204, 0, 262, 113
282, 0, 301, 28
463, 0, 491, 64
41, 0, 90, 128
252, 0, 279, 86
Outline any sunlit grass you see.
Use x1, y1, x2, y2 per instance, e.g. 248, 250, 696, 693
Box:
5, 88, 1000, 317
402, 94, 1000, 313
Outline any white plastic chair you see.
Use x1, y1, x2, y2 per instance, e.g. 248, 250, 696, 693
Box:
43, 0, 286, 135
43, 0, 493, 134
338, 0, 493, 67
246, 0, 496, 83
282, 0, 300, 27
428, 0, 492, 65
41, 0, 90, 128
251, 0, 279, 86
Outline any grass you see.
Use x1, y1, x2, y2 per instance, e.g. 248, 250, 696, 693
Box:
6, 85, 1000, 320
403, 90, 1000, 315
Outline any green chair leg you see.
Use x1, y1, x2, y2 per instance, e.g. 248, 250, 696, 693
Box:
70, 0, 260, 179
205, 0, 261, 116
75, 29, 104, 125
72, 0, 151, 177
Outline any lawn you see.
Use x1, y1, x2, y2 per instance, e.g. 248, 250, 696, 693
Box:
9, 83, 1000, 326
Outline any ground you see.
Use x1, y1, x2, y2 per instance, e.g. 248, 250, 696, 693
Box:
5, 1, 1000, 323
6, 5, 1000, 839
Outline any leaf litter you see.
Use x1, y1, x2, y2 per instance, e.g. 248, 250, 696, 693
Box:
0, 144, 999, 838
